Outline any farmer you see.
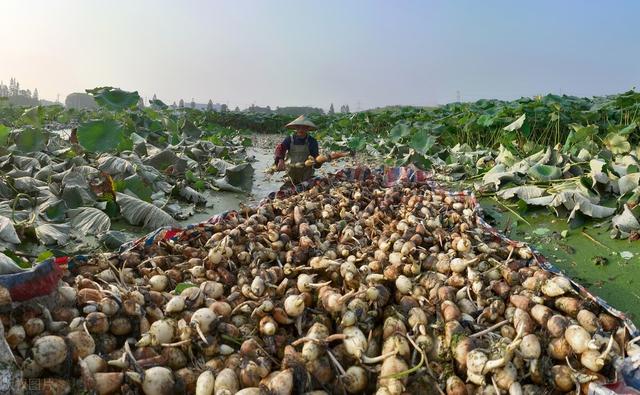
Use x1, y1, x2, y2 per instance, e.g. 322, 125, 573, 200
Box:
274, 115, 322, 184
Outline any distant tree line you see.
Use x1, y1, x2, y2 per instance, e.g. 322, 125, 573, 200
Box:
243, 105, 323, 116
327, 103, 351, 114
240, 104, 351, 116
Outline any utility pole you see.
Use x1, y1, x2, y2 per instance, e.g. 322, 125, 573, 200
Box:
456, 90, 461, 102
56, 93, 60, 103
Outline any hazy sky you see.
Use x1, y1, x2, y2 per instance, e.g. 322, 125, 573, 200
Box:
1, 0, 639, 110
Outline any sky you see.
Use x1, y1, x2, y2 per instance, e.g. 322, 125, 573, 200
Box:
1, 0, 639, 110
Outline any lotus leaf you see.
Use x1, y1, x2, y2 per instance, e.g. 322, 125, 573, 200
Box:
116, 192, 176, 230
495, 145, 517, 166
39, 197, 67, 222
67, 207, 111, 236
14, 127, 47, 152
35, 223, 71, 245
97, 155, 136, 177
77, 120, 125, 153
482, 164, 520, 188
503, 114, 526, 132
408, 133, 436, 156
527, 164, 562, 182
144, 149, 187, 173
0, 125, 10, 146
212, 178, 244, 193
150, 99, 168, 110
100, 231, 130, 249
604, 133, 631, 154
179, 186, 207, 205
389, 123, 411, 143
224, 163, 254, 188
612, 205, 640, 233
524, 195, 555, 206
0, 216, 21, 246
576, 149, 591, 161
0, 253, 27, 274
568, 199, 616, 220
589, 159, 609, 186
86, 87, 140, 111
497, 185, 545, 200
618, 173, 640, 196
13, 177, 47, 194
180, 119, 202, 139
618, 122, 637, 135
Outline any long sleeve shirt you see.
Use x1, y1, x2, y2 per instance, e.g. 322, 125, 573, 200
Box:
274, 135, 319, 164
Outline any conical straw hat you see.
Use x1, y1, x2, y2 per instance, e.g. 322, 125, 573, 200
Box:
285, 115, 317, 130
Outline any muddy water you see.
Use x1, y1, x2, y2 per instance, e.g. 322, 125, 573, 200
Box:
112, 134, 353, 238
178, 145, 350, 225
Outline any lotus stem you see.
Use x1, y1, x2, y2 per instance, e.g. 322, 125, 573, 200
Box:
192, 321, 209, 344
470, 320, 509, 338
580, 230, 613, 252
361, 350, 397, 364
379, 335, 425, 380
162, 339, 192, 347
327, 349, 347, 376
492, 197, 531, 226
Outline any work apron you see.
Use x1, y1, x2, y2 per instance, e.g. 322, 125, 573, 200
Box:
286, 138, 314, 184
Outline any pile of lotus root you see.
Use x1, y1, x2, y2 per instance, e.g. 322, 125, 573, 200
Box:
3, 174, 638, 394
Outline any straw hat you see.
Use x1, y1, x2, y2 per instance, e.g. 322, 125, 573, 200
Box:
285, 115, 317, 130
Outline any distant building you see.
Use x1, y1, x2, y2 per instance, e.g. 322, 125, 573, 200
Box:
193, 101, 223, 111
65, 93, 98, 110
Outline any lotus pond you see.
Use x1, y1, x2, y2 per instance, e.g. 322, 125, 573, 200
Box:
0, 87, 639, 323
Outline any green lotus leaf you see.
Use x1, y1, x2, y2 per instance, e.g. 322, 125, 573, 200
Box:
389, 123, 411, 143
121, 174, 154, 202
527, 164, 562, 182
14, 127, 47, 152
482, 164, 520, 188
86, 87, 141, 111
604, 133, 631, 154
619, 122, 637, 135
0, 125, 10, 146
524, 195, 555, 206
408, 132, 435, 156
495, 145, 517, 167
18, 106, 45, 127
150, 99, 168, 110
77, 120, 125, 153
180, 119, 202, 138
